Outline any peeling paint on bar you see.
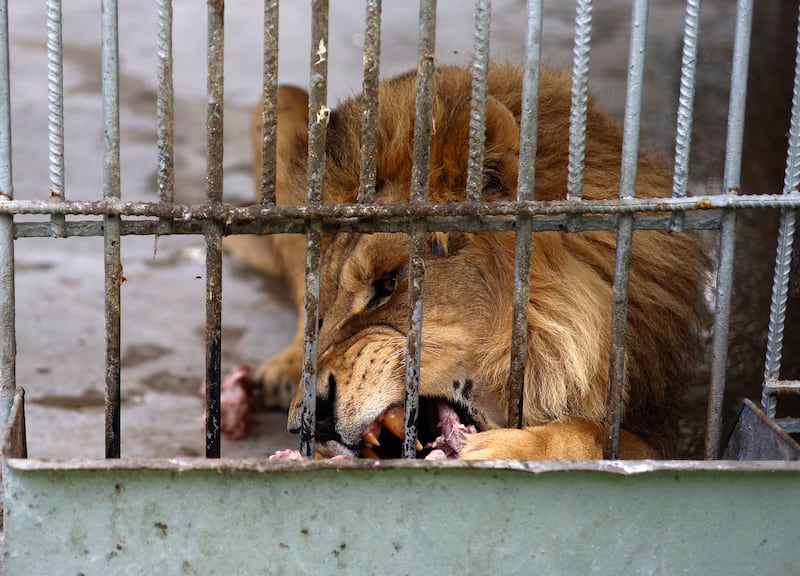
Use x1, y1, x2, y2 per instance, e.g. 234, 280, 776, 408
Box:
465, 0, 491, 203
260, 0, 279, 205
299, 0, 330, 457
403, 0, 437, 459
155, 0, 175, 238
357, 0, 382, 204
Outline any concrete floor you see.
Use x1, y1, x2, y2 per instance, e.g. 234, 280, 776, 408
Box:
5, 0, 798, 462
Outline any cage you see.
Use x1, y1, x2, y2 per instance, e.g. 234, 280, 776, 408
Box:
1, 0, 800, 574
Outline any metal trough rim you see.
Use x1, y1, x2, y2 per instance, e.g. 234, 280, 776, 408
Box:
7, 456, 800, 475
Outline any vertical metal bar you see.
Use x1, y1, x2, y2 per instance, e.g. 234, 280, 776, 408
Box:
156, 0, 175, 205
0, 0, 17, 460
299, 0, 329, 458
506, 0, 542, 429
762, 7, 800, 418
46, 0, 66, 237
403, 0, 436, 459
205, 0, 224, 459
260, 0, 279, 205
603, 0, 648, 460
101, 0, 122, 459
566, 0, 592, 202
357, 0, 381, 204
705, 0, 753, 459
669, 0, 701, 232
465, 0, 491, 202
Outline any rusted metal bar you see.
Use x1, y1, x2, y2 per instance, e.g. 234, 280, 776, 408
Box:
669, 0, 701, 232
0, 0, 17, 469
762, 6, 800, 420
403, 0, 436, 459
603, 0, 648, 460
566, 0, 592, 202
465, 0, 491, 203
260, 0, 279, 205
46, 0, 66, 237
298, 0, 329, 458
3, 193, 799, 220
156, 0, 175, 240
506, 0, 542, 429
205, 0, 225, 459
101, 0, 122, 459
705, 0, 753, 460
11, 210, 726, 239
357, 0, 382, 204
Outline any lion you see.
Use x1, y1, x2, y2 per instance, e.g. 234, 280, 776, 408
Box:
226, 63, 710, 460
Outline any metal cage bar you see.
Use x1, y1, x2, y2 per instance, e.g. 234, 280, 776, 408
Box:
402, 0, 437, 459
704, 0, 753, 460
0, 0, 16, 451
260, 0, 279, 205
669, 0, 702, 232
762, 6, 800, 421
465, 0, 491, 203
46, 0, 66, 237
566, 0, 592, 202
204, 0, 225, 459
506, 0, 542, 429
357, 0, 382, 204
156, 0, 175, 206
603, 0, 649, 460
298, 0, 329, 457
101, 0, 122, 459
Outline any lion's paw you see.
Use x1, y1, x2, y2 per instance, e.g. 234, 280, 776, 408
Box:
458, 429, 539, 460
255, 344, 301, 410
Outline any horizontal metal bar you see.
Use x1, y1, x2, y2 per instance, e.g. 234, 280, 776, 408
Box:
763, 380, 800, 394
12, 211, 725, 238
775, 418, 800, 434
3, 193, 799, 220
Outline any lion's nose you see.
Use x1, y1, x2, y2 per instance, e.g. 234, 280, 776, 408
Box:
315, 371, 336, 424
287, 371, 336, 434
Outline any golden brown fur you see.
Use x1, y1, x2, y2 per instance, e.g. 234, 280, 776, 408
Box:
226, 64, 710, 459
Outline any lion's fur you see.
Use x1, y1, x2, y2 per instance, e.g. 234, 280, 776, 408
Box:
227, 63, 710, 459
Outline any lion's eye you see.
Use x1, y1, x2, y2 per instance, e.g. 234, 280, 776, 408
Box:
365, 269, 398, 311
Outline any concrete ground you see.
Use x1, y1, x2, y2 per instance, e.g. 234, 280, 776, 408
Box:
5, 0, 798, 465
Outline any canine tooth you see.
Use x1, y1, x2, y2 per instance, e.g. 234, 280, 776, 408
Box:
363, 430, 381, 448
381, 406, 405, 438
362, 446, 380, 459
381, 406, 424, 451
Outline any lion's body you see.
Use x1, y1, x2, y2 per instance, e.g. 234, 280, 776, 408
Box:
227, 64, 710, 459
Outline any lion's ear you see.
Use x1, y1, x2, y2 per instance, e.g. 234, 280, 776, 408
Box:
427, 231, 470, 258
481, 97, 520, 199
250, 86, 310, 205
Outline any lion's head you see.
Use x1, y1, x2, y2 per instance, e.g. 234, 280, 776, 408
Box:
271, 64, 709, 458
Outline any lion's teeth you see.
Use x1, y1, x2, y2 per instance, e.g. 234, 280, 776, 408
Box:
381, 406, 405, 438
362, 446, 380, 459
363, 430, 381, 448
381, 406, 423, 451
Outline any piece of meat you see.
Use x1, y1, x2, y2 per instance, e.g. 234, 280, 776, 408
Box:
201, 363, 256, 440
424, 401, 477, 460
